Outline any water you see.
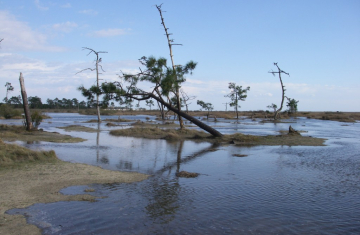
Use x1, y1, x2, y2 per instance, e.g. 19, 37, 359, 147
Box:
4, 113, 360, 234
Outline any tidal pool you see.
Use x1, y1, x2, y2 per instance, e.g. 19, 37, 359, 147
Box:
5, 113, 360, 234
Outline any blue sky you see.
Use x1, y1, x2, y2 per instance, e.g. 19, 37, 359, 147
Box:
1, 0, 359, 111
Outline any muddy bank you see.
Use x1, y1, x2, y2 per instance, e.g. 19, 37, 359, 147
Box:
110, 127, 326, 146
0, 162, 149, 235
0, 141, 149, 235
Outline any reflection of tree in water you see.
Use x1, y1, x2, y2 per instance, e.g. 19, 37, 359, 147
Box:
144, 177, 181, 224
144, 141, 219, 224
95, 123, 110, 164
116, 160, 133, 170
100, 156, 109, 164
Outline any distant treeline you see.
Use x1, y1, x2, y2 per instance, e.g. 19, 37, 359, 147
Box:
3, 96, 90, 109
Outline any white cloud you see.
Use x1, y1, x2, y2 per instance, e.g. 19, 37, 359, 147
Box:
79, 9, 98, 16
52, 22, 78, 33
0, 11, 64, 52
0, 53, 141, 101
61, 3, 71, 8
34, 0, 49, 11
89, 28, 131, 38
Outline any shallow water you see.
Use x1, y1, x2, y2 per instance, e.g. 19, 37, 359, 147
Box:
4, 113, 360, 234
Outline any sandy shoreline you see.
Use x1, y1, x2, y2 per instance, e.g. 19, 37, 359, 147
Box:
0, 161, 149, 235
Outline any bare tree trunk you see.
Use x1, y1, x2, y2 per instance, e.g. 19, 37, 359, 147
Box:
148, 93, 223, 137
157, 101, 165, 120
235, 93, 239, 119
19, 73, 33, 130
156, 5, 185, 129
77, 47, 106, 123
274, 75, 285, 120
269, 63, 289, 120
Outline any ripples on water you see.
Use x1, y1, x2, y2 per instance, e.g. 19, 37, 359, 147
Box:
5, 113, 360, 234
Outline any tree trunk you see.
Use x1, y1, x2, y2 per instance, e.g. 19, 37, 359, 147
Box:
274, 75, 285, 120
156, 5, 185, 129
19, 73, 33, 130
148, 93, 223, 137
157, 101, 165, 120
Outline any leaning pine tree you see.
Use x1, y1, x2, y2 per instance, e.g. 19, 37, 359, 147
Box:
78, 56, 223, 137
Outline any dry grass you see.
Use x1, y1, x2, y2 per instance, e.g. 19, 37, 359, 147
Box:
110, 127, 211, 140
300, 112, 360, 122
0, 139, 58, 166
110, 127, 326, 146
84, 118, 132, 123
0, 124, 85, 143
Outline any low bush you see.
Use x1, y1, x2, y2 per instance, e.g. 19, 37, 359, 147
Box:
31, 111, 43, 128
0, 104, 22, 119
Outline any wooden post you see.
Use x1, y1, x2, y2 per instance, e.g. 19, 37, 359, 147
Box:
19, 73, 33, 130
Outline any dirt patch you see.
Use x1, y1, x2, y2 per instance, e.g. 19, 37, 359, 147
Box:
0, 141, 149, 235
0, 124, 85, 143
58, 125, 98, 133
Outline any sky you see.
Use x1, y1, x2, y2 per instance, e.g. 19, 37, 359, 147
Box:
0, 0, 359, 111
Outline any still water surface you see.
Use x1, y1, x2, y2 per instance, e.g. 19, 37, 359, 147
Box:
4, 113, 360, 234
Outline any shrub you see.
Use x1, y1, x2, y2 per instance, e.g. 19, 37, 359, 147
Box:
31, 111, 43, 128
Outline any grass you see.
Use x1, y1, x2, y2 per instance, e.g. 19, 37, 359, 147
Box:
0, 139, 58, 166
0, 124, 85, 143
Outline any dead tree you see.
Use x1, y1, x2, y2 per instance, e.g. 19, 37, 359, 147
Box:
156, 4, 186, 129
180, 89, 196, 113
223, 103, 228, 111
19, 73, 33, 130
77, 47, 107, 123
269, 63, 290, 120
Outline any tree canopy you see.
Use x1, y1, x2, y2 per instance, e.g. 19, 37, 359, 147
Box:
225, 82, 250, 119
